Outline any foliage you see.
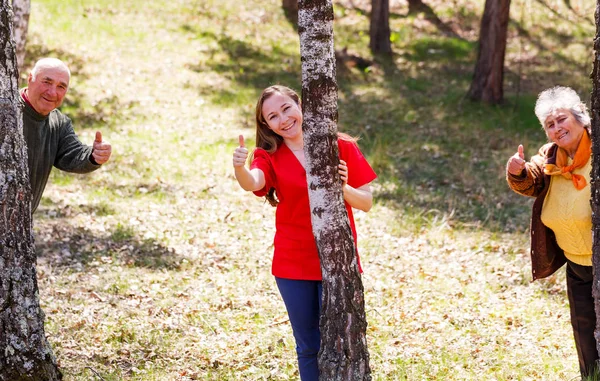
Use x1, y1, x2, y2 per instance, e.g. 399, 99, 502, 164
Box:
26, 0, 595, 379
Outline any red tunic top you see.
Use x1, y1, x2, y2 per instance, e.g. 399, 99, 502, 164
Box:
250, 138, 377, 280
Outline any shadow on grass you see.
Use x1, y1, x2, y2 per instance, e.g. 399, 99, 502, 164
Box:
534, 0, 594, 26
185, 30, 301, 105
35, 215, 182, 271
406, 1, 462, 39
335, 0, 463, 39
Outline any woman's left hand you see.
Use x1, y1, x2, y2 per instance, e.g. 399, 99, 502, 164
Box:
338, 159, 348, 187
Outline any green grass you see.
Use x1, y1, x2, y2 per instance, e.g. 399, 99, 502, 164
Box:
26, 0, 597, 379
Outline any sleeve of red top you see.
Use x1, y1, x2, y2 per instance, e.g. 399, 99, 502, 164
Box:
339, 139, 377, 188
250, 148, 275, 197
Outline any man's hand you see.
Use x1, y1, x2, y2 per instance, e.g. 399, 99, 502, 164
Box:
92, 131, 112, 165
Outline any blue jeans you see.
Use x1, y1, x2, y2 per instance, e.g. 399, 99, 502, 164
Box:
275, 277, 322, 381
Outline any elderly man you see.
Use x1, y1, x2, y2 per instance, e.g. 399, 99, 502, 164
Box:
20, 58, 112, 213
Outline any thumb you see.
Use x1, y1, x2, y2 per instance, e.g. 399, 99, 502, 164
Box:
518, 144, 524, 159
95, 131, 103, 143
239, 135, 245, 148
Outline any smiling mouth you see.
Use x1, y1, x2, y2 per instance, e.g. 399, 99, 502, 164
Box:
558, 131, 568, 140
281, 121, 295, 131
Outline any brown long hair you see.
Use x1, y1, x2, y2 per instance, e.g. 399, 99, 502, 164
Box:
252, 85, 357, 207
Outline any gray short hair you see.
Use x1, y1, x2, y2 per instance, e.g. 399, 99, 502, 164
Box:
30, 58, 71, 82
534, 86, 590, 128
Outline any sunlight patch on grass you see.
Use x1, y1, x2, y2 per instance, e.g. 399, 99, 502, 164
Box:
407, 37, 475, 62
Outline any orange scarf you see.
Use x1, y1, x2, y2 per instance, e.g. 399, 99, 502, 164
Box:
544, 130, 591, 190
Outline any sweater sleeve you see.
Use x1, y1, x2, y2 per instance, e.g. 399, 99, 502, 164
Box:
54, 114, 101, 173
506, 144, 549, 198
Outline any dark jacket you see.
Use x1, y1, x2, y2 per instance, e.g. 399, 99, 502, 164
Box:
506, 143, 567, 280
20, 93, 100, 213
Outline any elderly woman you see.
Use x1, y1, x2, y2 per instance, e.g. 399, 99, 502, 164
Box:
507, 86, 596, 378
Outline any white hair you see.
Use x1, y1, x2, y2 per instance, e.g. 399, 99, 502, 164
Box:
30, 58, 71, 82
534, 86, 590, 128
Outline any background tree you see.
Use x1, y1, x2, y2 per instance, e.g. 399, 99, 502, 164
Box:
467, 0, 511, 104
282, 0, 298, 25
0, 1, 62, 379
11, 0, 30, 73
591, 0, 600, 361
369, 0, 391, 55
297, 0, 371, 379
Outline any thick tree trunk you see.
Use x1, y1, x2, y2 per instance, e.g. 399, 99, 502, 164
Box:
282, 0, 298, 25
467, 0, 511, 104
298, 0, 371, 379
591, 0, 600, 363
11, 0, 30, 73
0, 1, 62, 380
369, 0, 391, 55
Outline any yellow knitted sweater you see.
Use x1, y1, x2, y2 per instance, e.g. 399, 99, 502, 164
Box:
540, 156, 592, 266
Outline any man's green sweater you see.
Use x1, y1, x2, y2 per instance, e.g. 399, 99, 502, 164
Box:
20, 92, 100, 213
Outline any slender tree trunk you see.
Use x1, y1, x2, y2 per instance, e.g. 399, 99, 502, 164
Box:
282, 0, 298, 25
0, 1, 62, 380
467, 0, 511, 104
11, 0, 30, 73
591, 0, 600, 364
298, 0, 371, 379
369, 0, 391, 55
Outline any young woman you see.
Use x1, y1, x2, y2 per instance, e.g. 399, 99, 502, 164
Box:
232, 85, 377, 380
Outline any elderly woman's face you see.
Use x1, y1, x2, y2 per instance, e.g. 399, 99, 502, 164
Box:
543, 109, 586, 156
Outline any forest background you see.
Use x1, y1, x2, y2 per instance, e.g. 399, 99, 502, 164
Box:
24, 0, 595, 379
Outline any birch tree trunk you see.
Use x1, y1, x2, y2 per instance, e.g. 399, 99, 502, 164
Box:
0, 1, 62, 379
467, 0, 511, 104
591, 0, 600, 363
11, 0, 30, 73
369, 0, 391, 55
298, 0, 371, 379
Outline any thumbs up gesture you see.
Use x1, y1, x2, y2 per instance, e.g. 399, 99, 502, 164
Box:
232, 135, 249, 168
92, 131, 112, 165
507, 144, 526, 176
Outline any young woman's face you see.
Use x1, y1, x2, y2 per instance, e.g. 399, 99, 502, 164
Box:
544, 109, 586, 155
261, 92, 303, 141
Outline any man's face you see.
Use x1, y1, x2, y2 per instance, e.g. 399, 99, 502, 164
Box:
27, 65, 70, 116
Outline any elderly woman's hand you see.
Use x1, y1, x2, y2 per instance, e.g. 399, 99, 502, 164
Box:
508, 144, 526, 176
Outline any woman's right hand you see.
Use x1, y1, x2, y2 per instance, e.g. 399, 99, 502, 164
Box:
508, 144, 526, 176
233, 135, 249, 167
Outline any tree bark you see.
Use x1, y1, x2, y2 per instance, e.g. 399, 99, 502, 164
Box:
0, 1, 62, 380
369, 0, 391, 55
298, 0, 371, 379
467, 0, 511, 104
11, 0, 30, 73
282, 0, 299, 25
591, 0, 600, 363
